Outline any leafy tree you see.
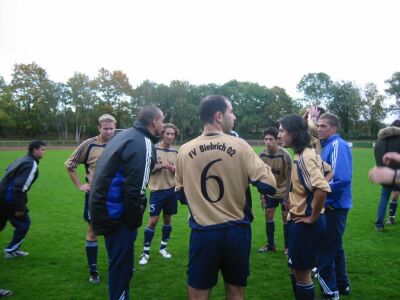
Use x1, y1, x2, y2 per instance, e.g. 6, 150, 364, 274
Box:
0, 76, 17, 136
385, 72, 400, 115
360, 83, 387, 137
297, 72, 333, 107
327, 81, 362, 135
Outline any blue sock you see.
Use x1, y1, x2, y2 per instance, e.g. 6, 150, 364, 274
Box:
85, 240, 98, 273
143, 227, 155, 255
295, 282, 314, 300
283, 223, 289, 248
389, 201, 398, 218
161, 225, 172, 250
266, 220, 275, 247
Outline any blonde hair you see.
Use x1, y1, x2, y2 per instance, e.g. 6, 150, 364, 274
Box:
98, 114, 116, 126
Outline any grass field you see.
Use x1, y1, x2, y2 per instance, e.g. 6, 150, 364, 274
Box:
0, 148, 399, 299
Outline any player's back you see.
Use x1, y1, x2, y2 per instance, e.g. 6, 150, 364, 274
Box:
176, 131, 276, 229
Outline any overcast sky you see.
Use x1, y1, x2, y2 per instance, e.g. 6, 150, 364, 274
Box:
1, 0, 399, 100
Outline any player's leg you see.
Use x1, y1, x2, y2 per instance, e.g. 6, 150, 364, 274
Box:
159, 188, 178, 258
280, 201, 289, 254
259, 197, 278, 252
317, 210, 340, 299
84, 193, 100, 283
104, 225, 136, 300
188, 229, 221, 300
139, 191, 162, 265
387, 191, 399, 225
294, 269, 315, 300
5, 211, 30, 258
221, 224, 250, 300
375, 186, 391, 230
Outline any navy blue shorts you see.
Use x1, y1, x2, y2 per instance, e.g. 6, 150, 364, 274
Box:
265, 196, 284, 209
287, 215, 326, 270
149, 188, 177, 217
188, 224, 251, 289
83, 193, 91, 222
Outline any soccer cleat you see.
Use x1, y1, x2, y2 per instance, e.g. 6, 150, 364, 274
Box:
258, 245, 276, 253
138, 254, 149, 265
89, 271, 100, 284
375, 226, 384, 232
0, 289, 13, 297
4, 250, 29, 259
339, 286, 351, 295
159, 248, 172, 258
386, 217, 395, 225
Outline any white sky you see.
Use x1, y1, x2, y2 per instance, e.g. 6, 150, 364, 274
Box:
1, 0, 399, 100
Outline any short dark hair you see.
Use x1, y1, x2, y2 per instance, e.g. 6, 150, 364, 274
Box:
319, 112, 340, 129
28, 140, 46, 154
263, 127, 279, 139
162, 123, 180, 138
391, 120, 400, 127
138, 105, 162, 126
279, 114, 311, 154
199, 95, 229, 124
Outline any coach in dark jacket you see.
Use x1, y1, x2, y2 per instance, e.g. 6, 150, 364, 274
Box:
374, 120, 400, 230
89, 106, 164, 300
0, 140, 46, 258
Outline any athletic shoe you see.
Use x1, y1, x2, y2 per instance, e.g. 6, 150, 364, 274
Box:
386, 217, 395, 225
159, 248, 172, 258
138, 254, 149, 265
258, 245, 276, 253
339, 286, 351, 295
0, 288, 13, 297
4, 250, 29, 259
375, 226, 384, 232
89, 271, 100, 284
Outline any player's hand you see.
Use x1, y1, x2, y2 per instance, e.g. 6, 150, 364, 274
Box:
369, 167, 396, 185
292, 216, 315, 224
14, 211, 25, 217
383, 152, 400, 165
79, 183, 91, 193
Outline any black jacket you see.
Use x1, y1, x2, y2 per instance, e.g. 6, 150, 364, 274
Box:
89, 121, 158, 235
0, 154, 40, 211
374, 126, 400, 188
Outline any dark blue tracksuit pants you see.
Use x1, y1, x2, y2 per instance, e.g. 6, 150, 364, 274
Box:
0, 208, 31, 253
317, 209, 349, 298
105, 224, 137, 300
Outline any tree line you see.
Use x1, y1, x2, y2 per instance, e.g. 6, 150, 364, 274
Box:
1, 62, 399, 141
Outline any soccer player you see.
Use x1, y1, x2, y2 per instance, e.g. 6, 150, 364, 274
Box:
0, 140, 46, 258
65, 114, 116, 283
373, 120, 400, 230
89, 106, 163, 300
138, 123, 180, 265
175, 95, 277, 300
317, 112, 352, 299
278, 114, 330, 300
258, 127, 292, 254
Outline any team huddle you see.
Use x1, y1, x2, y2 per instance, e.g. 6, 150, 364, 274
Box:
1, 95, 356, 300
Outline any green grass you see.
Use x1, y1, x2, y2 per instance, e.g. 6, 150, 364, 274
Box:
0, 148, 398, 299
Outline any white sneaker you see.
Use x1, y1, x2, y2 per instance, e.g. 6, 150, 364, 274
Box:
138, 254, 149, 265
159, 248, 172, 258
4, 250, 29, 259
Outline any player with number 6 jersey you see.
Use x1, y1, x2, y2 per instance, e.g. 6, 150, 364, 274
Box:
175, 95, 277, 300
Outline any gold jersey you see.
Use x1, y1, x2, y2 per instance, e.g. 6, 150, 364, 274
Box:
176, 131, 276, 228
148, 146, 178, 191
64, 136, 107, 184
288, 147, 331, 219
259, 147, 292, 200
